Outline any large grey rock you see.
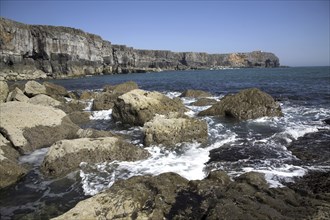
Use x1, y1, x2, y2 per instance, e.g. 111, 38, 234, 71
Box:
91, 92, 118, 110
0, 133, 26, 189
6, 87, 29, 102
28, 94, 61, 107
0, 81, 9, 102
41, 137, 150, 177
52, 172, 189, 220
0, 101, 79, 153
112, 89, 187, 126
92, 81, 140, 111
144, 114, 208, 147
43, 82, 68, 97
191, 98, 217, 106
198, 88, 283, 120
24, 80, 47, 97
180, 89, 212, 98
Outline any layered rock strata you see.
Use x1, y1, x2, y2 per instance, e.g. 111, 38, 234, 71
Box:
0, 17, 280, 81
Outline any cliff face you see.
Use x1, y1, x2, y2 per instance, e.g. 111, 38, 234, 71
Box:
0, 17, 280, 80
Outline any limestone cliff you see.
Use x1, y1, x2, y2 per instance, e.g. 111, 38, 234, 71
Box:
0, 17, 280, 80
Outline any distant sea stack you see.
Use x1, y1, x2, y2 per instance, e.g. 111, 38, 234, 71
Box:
0, 17, 280, 81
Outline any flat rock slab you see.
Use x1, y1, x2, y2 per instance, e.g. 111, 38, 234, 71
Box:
41, 137, 150, 177
0, 101, 78, 153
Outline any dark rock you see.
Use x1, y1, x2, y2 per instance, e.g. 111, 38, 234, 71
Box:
323, 118, 330, 125
91, 92, 118, 110
288, 130, 330, 166
198, 88, 283, 120
67, 111, 91, 126
180, 89, 212, 98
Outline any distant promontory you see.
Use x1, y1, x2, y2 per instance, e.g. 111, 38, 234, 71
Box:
0, 17, 280, 81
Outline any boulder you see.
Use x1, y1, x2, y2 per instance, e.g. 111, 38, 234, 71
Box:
6, 87, 29, 102
0, 81, 9, 102
144, 114, 208, 147
191, 98, 217, 106
67, 111, 91, 126
180, 89, 212, 98
198, 88, 283, 120
112, 89, 187, 126
41, 137, 150, 177
52, 173, 189, 220
92, 92, 118, 110
91, 81, 139, 111
24, 80, 47, 97
103, 81, 138, 94
0, 134, 26, 189
43, 82, 68, 101
43, 82, 68, 97
28, 94, 61, 107
0, 101, 79, 153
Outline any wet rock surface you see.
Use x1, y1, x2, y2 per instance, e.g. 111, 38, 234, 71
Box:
288, 129, 330, 166
41, 137, 150, 177
199, 88, 283, 120
54, 171, 330, 220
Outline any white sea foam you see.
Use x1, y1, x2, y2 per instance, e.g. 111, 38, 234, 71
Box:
90, 109, 112, 120
242, 164, 307, 188
84, 99, 93, 111
19, 148, 49, 166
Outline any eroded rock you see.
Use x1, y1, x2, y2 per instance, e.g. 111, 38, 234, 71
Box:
41, 137, 150, 177
198, 88, 283, 120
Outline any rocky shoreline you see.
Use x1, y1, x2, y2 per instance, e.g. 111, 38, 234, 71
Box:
0, 17, 280, 81
0, 80, 329, 219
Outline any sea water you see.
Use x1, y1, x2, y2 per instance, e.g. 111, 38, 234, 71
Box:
1, 67, 329, 219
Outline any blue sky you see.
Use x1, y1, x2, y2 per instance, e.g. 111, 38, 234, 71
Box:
1, 0, 329, 66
